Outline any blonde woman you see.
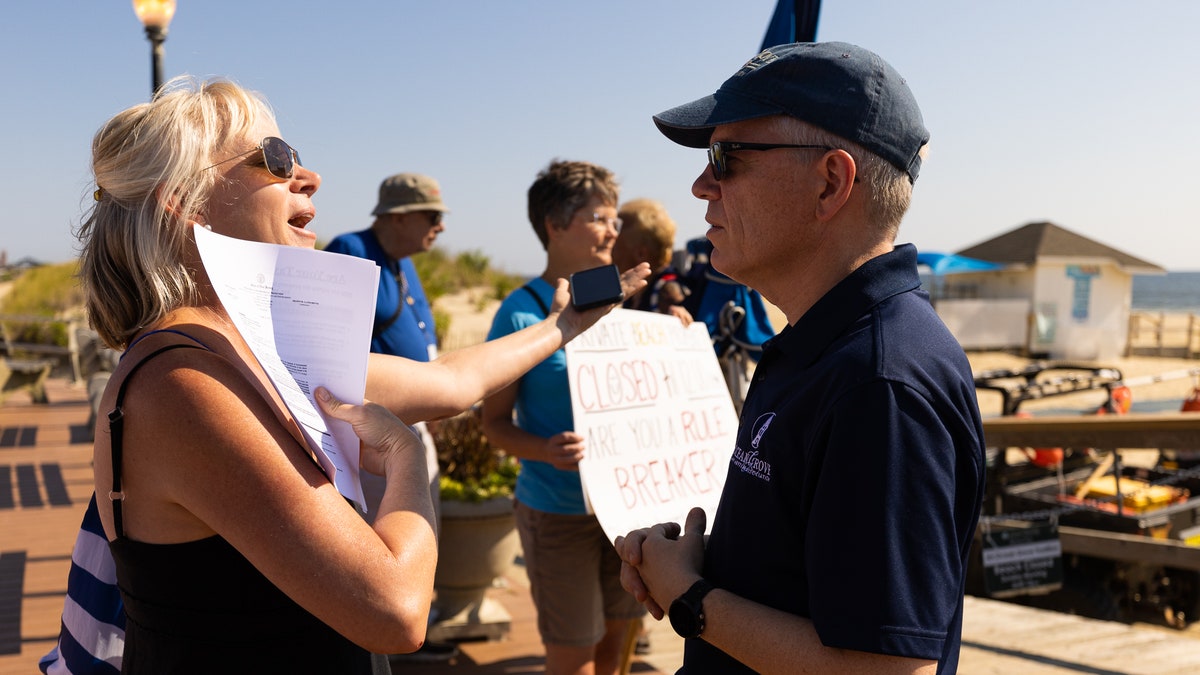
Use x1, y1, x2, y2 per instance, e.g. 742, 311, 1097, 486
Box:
75, 79, 645, 673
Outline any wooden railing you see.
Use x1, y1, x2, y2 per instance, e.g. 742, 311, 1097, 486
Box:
984, 411, 1200, 449
0, 314, 84, 383
983, 412, 1200, 569
1126, 311, 1199, 359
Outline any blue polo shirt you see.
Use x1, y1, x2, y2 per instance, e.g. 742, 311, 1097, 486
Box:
683, 244, 985, 673
324, 229, 437, 361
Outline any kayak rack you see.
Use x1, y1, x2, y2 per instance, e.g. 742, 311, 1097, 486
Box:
974, 361, 1125, 416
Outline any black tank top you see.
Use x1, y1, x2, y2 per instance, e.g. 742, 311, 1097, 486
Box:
106, 335, 386, 674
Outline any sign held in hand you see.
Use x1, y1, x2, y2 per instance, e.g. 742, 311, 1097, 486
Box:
566, 309, 738, 542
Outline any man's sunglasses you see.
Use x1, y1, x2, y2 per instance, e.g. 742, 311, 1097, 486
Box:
390, 211, 443, 226
707, 141, 832, 181
205, 136, 302, 180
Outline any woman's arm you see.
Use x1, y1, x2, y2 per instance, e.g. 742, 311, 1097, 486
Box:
478, 380, 584, 470
367, 264, 648, 423
107, 351, 437, 654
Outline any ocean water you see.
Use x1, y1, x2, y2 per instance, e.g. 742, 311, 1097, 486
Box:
1132, 271, 1200, 313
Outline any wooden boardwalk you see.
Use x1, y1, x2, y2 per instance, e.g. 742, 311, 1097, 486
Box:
4, 377, 1200, 674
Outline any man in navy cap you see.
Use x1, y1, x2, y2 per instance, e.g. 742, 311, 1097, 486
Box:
616, 42, 985, 674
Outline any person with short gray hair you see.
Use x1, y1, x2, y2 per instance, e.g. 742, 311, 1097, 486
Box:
483, 159, 647, 675
616, 42, 986, 674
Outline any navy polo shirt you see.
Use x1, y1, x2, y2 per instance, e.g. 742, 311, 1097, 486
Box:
324, 229, 437, 362
682, 244, 985, 674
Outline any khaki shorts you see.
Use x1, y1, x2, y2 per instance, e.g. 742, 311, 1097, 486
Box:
515, 500, 646, 647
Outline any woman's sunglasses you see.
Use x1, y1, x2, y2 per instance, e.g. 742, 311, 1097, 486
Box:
204, 136, 302, 180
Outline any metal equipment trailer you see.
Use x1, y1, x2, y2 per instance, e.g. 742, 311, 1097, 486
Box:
972, 362, 1200, 628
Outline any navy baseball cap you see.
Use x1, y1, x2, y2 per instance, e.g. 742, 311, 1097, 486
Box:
653, 42, 929, 183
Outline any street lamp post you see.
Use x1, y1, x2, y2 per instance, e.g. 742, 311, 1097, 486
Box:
132, 0, 177, 96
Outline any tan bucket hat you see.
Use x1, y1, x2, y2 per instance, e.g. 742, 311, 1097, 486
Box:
371, 173, 450, 216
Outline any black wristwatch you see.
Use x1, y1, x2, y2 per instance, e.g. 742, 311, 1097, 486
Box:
668, 579, 715, 638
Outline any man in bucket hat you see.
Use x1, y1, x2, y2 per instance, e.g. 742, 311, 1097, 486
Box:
616, 42, 985, 674
325, 172, 458, 663
328, 173, 448, 361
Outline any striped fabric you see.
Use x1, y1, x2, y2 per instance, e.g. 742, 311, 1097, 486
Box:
39, 494, 124, 675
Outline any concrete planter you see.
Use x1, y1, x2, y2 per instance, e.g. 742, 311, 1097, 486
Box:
428, 494, 519, 641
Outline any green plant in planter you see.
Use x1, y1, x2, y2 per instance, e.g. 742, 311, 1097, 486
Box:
433, 406, 518, 503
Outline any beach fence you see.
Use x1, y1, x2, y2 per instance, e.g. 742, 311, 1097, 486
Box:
1126, 312, 1200, 359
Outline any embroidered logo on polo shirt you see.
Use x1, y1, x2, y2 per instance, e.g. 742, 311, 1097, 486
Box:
750, 413, 775, 449
730, 412, 775, 482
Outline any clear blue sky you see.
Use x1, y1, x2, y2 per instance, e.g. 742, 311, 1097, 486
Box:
3, 1, 1198, 274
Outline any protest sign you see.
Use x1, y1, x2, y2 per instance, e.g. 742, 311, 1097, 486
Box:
565, 309, 738, 542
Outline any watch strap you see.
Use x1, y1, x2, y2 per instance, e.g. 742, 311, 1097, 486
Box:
681, 578, 715, 605
671, 578, 715, 638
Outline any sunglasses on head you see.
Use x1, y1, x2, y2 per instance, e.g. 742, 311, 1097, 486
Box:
707, 140, 833, 181
205, 136, 302, 180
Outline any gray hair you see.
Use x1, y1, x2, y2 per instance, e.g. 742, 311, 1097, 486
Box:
764, 116, 919, 236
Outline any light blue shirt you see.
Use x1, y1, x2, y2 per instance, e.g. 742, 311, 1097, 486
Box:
487, 278, 586, 514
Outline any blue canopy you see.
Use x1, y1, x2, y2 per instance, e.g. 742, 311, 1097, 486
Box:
916, 252, 1004, 275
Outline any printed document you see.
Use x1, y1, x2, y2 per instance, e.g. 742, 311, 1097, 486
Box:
195, 225, 379, 510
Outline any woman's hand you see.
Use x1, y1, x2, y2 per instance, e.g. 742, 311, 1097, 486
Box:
664, 304, 694, 326
549, 263, 651, 336
543, 430, 586, 471
315, 386, 424, 477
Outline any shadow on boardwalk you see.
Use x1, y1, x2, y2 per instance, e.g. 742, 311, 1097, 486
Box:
6, 378, 1200, 674
0, 377, 678, 675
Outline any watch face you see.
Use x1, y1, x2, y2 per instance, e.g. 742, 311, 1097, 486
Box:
669, 597, 701, 638
669, 579, 713, 638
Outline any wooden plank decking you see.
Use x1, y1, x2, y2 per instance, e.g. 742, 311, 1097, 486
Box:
5, 378, 1200, 674
0, 377, 677, 675
0, 377, 96, 674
